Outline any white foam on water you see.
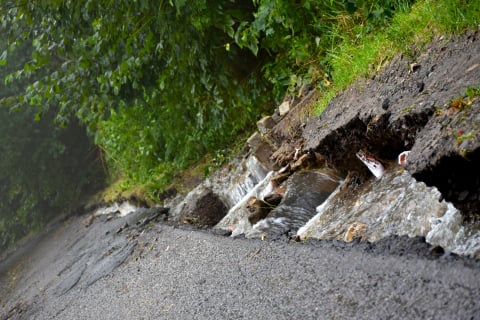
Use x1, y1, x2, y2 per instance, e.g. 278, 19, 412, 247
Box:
216, 171, 274, 234
94, 201, 138, 217
426, 203, 480, 258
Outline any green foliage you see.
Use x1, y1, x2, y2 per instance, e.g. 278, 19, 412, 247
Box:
0, 26, 105, 250
465, 86, 480, 100
314, 0, 480, 114
234, 0, 415, 98
1, 0, 274, 187
0, 1, 414, 185
2, 0, 477, 200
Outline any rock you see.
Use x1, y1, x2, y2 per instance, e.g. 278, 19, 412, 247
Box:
295, 166, 479, 255
406, 97, 480, 214
246, 197, 273, 225
251, 141, 276, 171
278, 100, 290, 117
263, 193, 283, 207
270, 90, 318, 142
291, 152, 315, 172
244, 193, 284, 226
256, 116, 277, 134
246, 132, 262, 150
344, 222, 367, 242
178, 189, 228, 226
270, 142, 295, 167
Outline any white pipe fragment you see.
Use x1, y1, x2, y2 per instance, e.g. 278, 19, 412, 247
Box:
356, 150, 385, 179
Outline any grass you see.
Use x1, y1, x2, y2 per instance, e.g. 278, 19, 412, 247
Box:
101, 0, 480, 206
100, 130, 251, 205
313, 0, 480, 114
466, 86, 480, 101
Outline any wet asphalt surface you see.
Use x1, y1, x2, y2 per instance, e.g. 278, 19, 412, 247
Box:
1, 210, 480, 320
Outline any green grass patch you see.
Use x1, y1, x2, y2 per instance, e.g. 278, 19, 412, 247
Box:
313, 0, 480, 114
99, 128, 253, 205
466, 86, 480, 100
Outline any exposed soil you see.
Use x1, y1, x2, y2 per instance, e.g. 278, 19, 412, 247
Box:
300, 30, 480, 215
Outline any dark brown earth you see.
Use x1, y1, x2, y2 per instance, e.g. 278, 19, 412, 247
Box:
251, 31, 480, 217
303, 31, 480, 216
178, 189, 228, 226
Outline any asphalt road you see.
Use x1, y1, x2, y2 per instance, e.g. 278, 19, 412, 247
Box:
1, 212, 480, 320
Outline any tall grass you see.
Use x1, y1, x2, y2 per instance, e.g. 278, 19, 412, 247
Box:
314, 0, 480, 114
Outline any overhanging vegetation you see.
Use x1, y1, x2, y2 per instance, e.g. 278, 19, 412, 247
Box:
0, 0, 479, 248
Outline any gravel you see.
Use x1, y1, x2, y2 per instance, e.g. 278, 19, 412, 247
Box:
2, 213, 478, 320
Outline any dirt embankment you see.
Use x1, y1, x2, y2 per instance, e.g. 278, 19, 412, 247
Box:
174, 30, 480, 238
267, 30, 480, 217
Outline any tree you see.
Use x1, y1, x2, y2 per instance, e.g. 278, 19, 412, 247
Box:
1, 1, 273, 178
0, 18, 105, 250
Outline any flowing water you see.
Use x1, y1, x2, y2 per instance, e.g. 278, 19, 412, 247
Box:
171, 155, 271, 219
202, 152, 480, 258
215, 171, 274, 236
246, 170, 340, 238
426, 203, 480, 257
296, 168, 480, 258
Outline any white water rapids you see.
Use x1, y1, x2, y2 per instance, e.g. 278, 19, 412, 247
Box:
202, 153, 480, 258
296, 168, 480, 258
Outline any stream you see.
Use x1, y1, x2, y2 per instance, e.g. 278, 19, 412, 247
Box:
170, 152, 480, 258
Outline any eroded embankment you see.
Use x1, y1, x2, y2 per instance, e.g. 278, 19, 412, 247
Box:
304, 30, 480, 214
170, 30, 480, 258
